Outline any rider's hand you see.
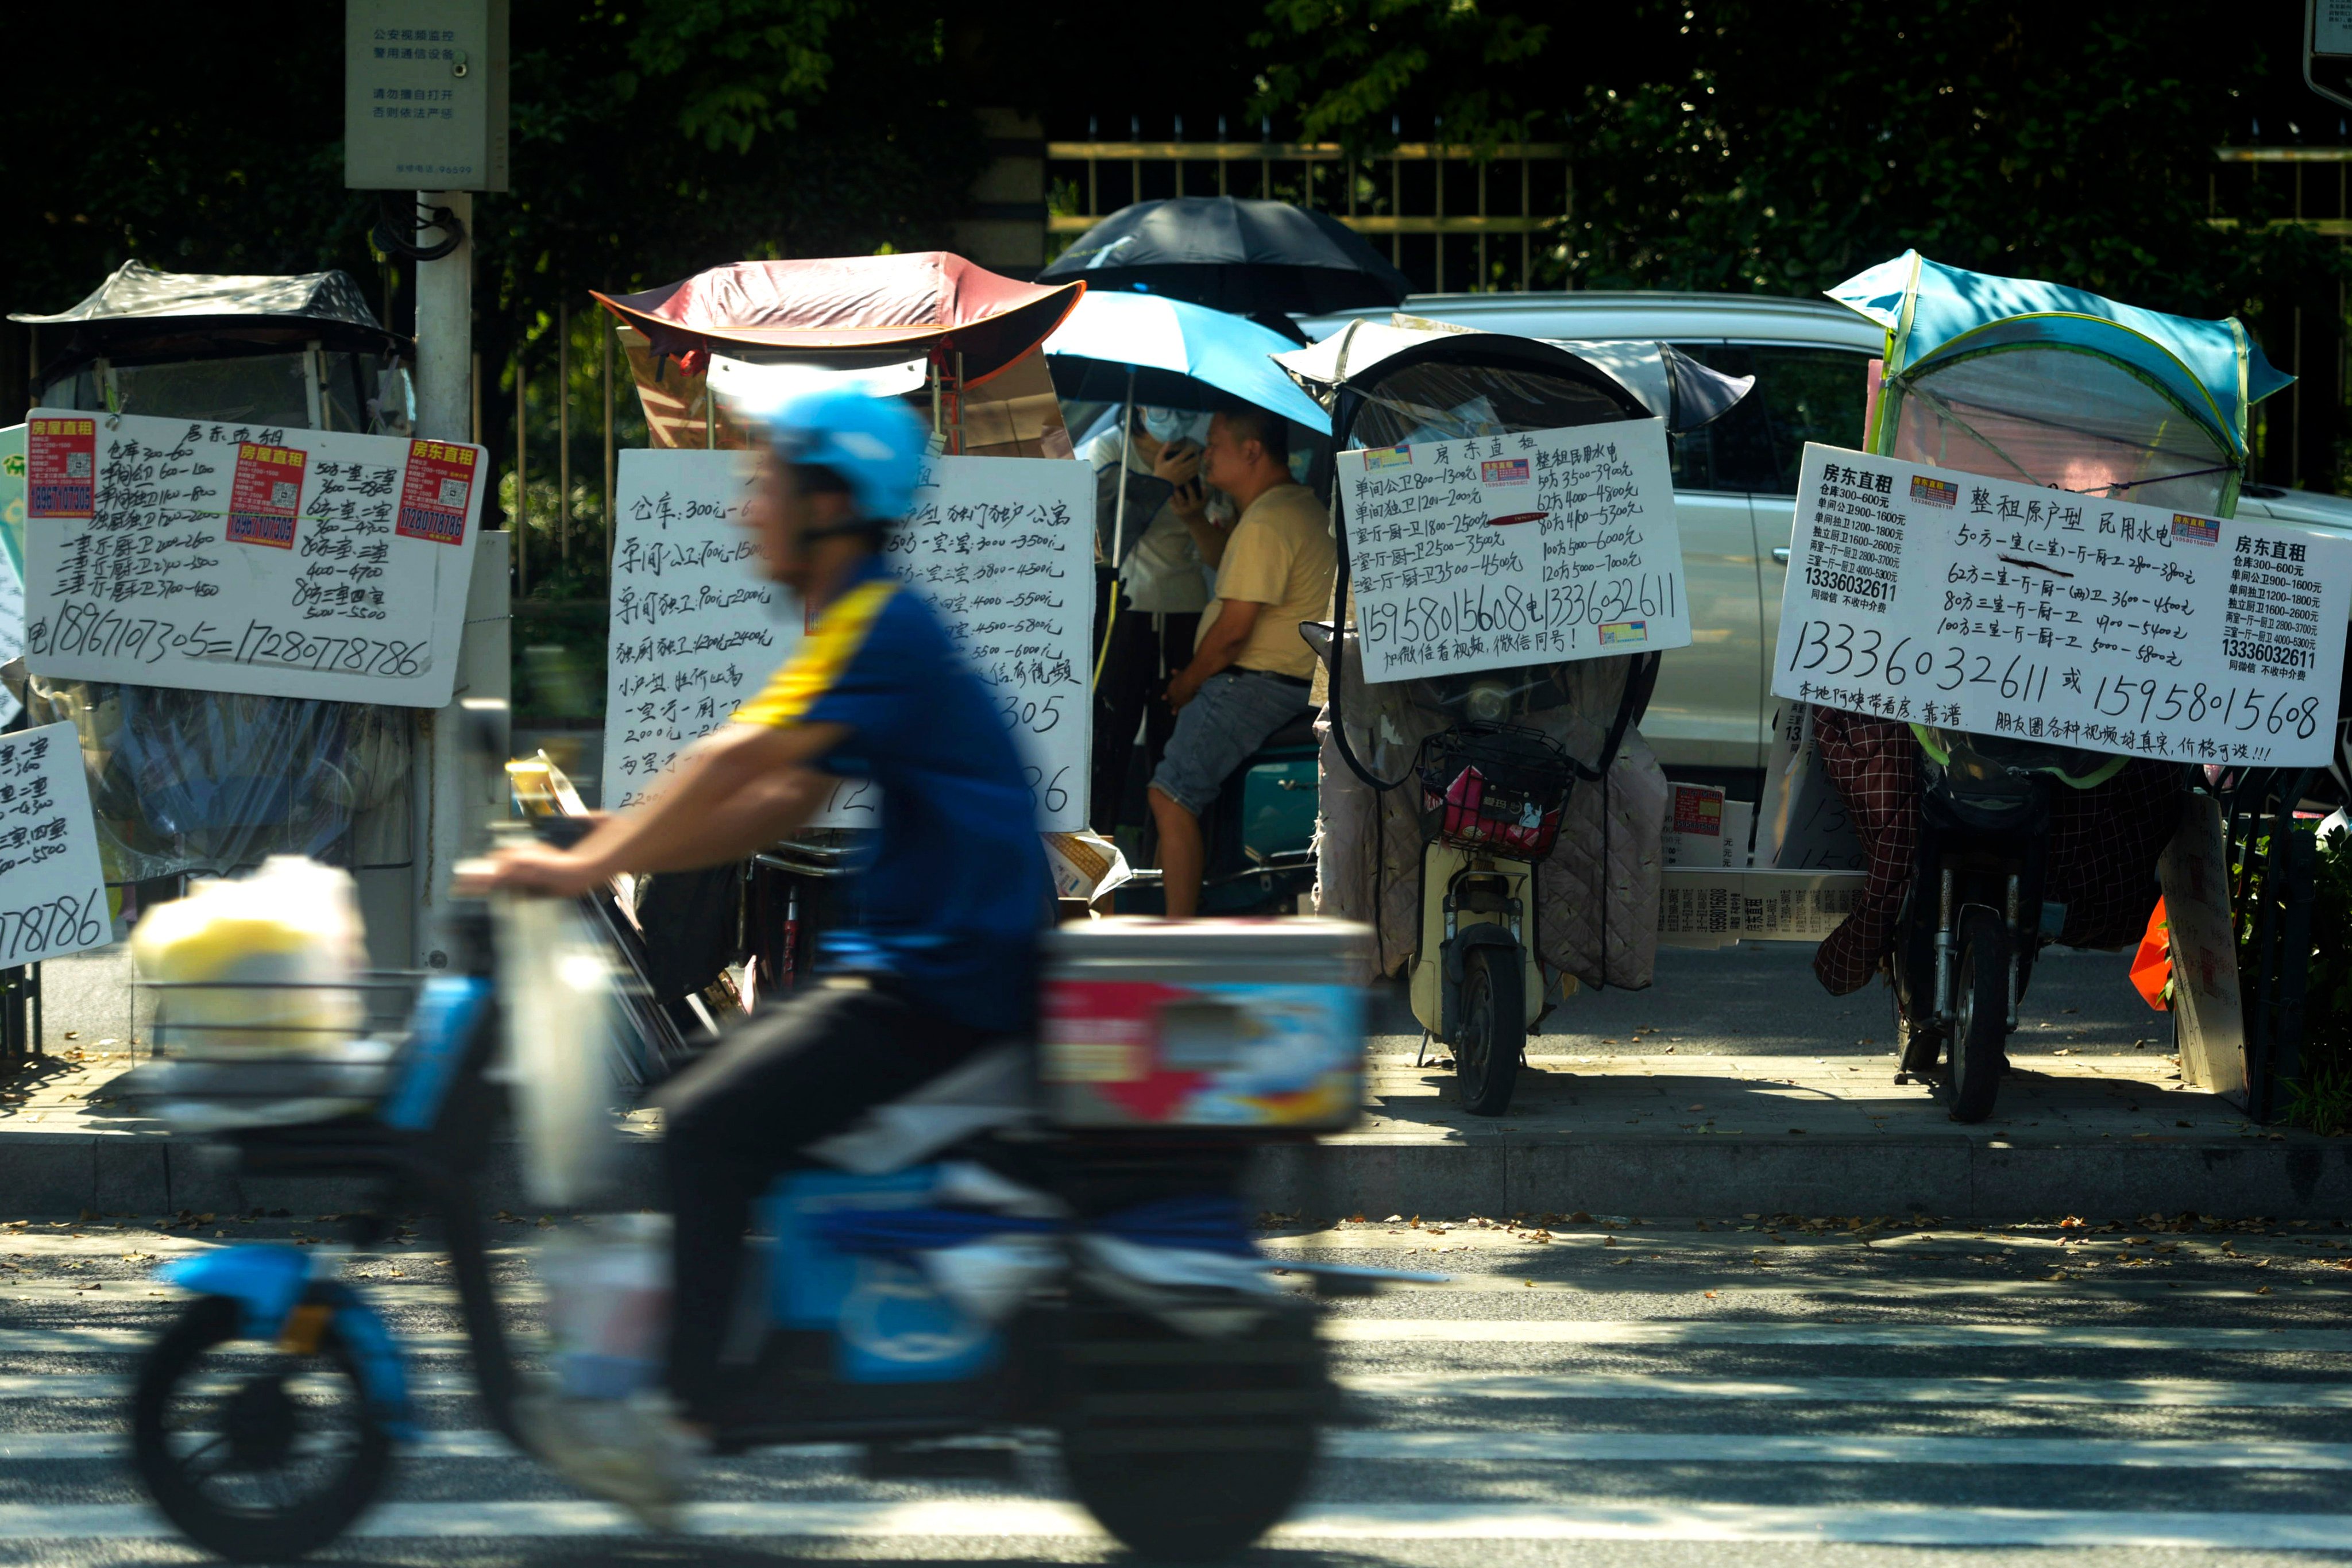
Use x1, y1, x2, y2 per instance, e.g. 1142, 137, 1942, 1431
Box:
1166, 667, 1203, 712
1151, 439, 1202, 489
452, 843, 611, 899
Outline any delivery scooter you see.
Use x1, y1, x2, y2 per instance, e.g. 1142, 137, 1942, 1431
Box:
121, 831, 1392, 1563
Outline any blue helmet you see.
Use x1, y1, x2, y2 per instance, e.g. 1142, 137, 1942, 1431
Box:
762, 383, 929, 524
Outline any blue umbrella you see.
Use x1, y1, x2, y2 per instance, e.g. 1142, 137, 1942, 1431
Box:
1044, 289, 1332, 434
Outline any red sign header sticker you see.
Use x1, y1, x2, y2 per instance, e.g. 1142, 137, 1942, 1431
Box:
396, 440, 477, 546
26, 417, 96, 519
226, 442, 307, 550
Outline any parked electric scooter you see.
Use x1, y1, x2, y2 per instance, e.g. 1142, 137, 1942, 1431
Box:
1823, 252, 2291, 1122
1283, 320, 1741, 1115
121, 824, 1390, 1562
1888, 732, 2125, 1120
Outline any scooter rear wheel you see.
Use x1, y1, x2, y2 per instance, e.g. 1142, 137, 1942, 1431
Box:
132, 1295, 393, 1563
1059, 1284, 1326, 1560
1949, 906, 2008, 1124
1455, 946, 1524, 1117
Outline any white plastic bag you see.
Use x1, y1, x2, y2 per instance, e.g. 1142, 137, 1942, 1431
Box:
538, 1214, 671, 1399
493, 893, 620, 1206
132, 856, 366, 1055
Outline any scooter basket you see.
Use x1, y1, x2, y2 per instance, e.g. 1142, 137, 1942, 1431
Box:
121, 975, 426, 1134
1418, 723, 1575, 858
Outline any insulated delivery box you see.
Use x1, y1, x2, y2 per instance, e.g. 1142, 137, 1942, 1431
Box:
1040, 918, 1372, 1130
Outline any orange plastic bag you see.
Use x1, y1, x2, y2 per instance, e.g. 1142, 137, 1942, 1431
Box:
2129, 897, 2171, 1010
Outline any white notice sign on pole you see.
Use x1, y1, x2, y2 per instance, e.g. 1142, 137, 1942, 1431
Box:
601, 450, 1093, 831
1771, 443, 2352, 767
21, 411, 486, 708
1339, 419, 1689, 683
0, 722, 112, 964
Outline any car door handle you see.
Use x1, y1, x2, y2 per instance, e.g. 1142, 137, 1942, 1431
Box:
1770, 548, 1791, 564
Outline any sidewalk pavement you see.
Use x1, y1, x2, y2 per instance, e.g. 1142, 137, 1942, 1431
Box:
3, 943, 2343, 1221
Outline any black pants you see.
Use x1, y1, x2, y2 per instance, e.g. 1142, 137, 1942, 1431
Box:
652, 983, 994, 1416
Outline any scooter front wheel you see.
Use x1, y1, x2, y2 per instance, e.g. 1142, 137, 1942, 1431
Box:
1948, 906, 2008, 1124
132, 1295, 394, 1563
1455, 945, 1524, 1117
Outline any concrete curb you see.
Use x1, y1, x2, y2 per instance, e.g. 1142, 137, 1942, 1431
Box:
6, 1128, 2350, 1221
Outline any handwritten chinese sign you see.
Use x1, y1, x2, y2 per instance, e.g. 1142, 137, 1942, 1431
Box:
0, 723, 110, 964
1339, 419, 1689, 683
1772, 443, 2352, 767
601, 450, 1093, 831
601, 449, 776, 810
20, 411, 485, 707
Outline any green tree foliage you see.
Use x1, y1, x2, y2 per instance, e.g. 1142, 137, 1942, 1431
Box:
1249, 0, 2345, 319
1252, 0, 1552, 149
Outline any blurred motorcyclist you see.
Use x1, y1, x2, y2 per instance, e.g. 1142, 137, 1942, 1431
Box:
463, 384, 1052, 1493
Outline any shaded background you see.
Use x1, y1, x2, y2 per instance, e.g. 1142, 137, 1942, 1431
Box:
6, 0, 2348, 717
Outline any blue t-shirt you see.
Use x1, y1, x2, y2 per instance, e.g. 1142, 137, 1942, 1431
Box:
732, 555, 1048, 1033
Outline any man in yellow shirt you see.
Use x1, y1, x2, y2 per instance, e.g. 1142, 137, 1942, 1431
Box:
1149, 404, 1335, 917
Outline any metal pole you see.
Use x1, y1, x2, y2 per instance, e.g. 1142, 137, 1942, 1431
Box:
1435, 140, 1446, 293
412, 190, 500, 971
1521, 157, 1531, 289
515, 351, 528, 595
470, 351, 482, 443
558, 301, 570, 569
1110, 368, 1136, 566
603, 309, 615, 566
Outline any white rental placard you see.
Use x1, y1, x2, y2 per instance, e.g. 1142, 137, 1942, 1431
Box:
602, 449, 775, 810
20, 411, 487, 708
1339, 419, 1690, 683
601, 449, 1094, 831
1772, 443, 2352, 767
0, 722, 113, 964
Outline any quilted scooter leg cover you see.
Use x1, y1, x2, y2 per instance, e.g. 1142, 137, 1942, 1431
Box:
1809, 707, 2186, 996
1312, 659, 1667, 991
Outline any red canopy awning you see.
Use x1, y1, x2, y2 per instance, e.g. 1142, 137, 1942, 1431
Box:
591, 253, 1083, 385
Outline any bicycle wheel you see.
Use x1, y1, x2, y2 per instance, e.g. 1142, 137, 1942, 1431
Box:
132, 1295, 393, 1562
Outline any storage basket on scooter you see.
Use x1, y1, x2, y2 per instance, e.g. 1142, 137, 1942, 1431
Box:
122, 974, 426, 1133
1418, 723, 1574, 858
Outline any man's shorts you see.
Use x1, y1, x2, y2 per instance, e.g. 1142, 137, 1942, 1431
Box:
1150, 667, 1313, 815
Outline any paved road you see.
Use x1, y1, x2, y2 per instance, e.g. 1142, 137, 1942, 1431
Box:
2, 1212, 2350, 1563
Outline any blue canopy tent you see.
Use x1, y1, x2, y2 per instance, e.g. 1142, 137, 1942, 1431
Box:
1827, 250, 2293, 517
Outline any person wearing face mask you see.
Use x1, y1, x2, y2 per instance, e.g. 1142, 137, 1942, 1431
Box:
1081, 405, 1229, 829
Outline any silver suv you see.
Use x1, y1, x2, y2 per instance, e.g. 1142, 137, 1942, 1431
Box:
1304, 291, 2352, 793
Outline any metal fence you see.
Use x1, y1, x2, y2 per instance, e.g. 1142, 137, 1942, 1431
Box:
1044, 138, 1573, 295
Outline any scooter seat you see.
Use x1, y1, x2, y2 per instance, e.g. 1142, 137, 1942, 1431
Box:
805, 1042, 1033, 1175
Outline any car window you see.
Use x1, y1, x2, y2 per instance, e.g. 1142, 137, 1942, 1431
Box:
1667, 345, 1874, 497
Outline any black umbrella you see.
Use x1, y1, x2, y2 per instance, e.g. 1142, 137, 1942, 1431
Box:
1038, 196, 1411, 331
